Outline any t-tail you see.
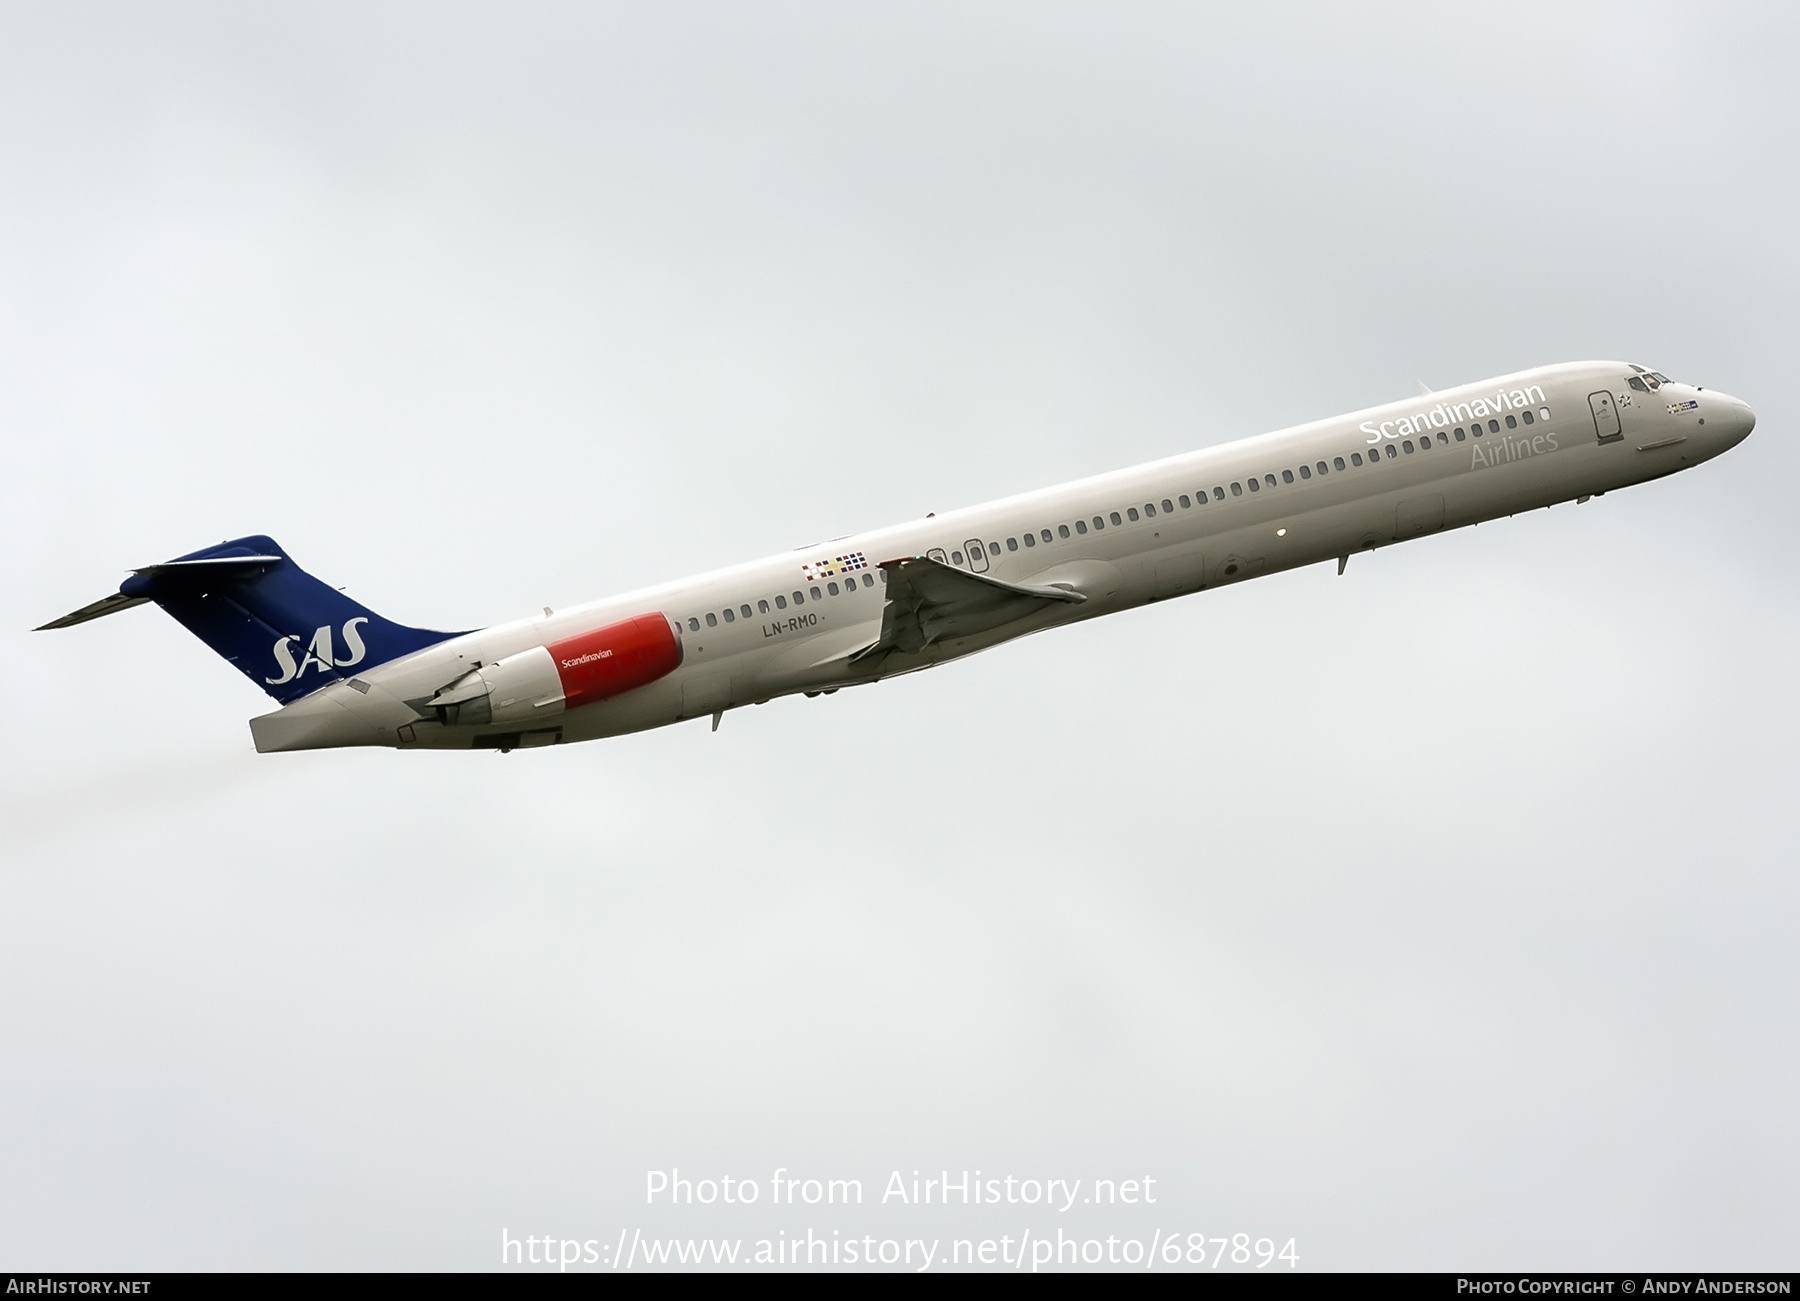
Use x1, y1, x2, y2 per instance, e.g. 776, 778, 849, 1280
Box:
36, 535, 460, 702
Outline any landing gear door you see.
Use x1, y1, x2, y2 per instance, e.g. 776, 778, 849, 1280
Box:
1589, 390, 1623, 444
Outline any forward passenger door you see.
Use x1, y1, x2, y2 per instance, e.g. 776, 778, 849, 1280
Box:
1588, 390, 1623, 444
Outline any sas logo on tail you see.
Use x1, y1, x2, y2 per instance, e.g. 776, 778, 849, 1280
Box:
266, 618, 370, 685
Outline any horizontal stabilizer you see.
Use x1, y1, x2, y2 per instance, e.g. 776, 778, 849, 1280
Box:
37, 555, 287, 630
132, 555, 283, 576
35, 592, 150, 631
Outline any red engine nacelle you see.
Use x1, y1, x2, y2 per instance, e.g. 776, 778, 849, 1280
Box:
547, 614, 684, 709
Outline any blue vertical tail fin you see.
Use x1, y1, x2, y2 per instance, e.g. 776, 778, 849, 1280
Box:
37, 535, 462, 703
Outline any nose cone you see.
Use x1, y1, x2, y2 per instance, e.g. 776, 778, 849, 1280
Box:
1711, 391, 1756, 447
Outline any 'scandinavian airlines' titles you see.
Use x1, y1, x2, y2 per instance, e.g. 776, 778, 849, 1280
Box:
1361, 384, 1547, 442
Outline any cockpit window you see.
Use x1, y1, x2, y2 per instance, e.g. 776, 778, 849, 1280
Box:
1627, 376, 1648, 392
1648, 372, 1671, 384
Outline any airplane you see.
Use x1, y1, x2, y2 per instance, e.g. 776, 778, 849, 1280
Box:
38, 361, 1754, 754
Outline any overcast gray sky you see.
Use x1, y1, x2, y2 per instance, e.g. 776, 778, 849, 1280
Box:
2, 0, 1795, 1271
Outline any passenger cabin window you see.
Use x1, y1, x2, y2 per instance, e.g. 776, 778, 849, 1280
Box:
1283, 470, 1294, 483
951, 551, 964, 565
1351, 452, 1363, 466
1055, 526, 1067, 539
1521, 410, 1534, 425
723, 608, 735, 622
706, 613, 718, 627
1007, 537, 1018, 551
1403, 439, 1414, 453
1108, 512, 1121, 526
1298, 465, 1311, 479
827, 582, 839, 595
1265, 475, 1277, 489
1213, 487, 1225, 500
759, 599, 771, 614
742, 604, 753, 618
1247, 479, 1259, 493
1505, 414, 1517, 429
1487, 419, 1499, 433
810, 586, 822, 600
1127, 508, 1139, 522
775, 595, 787, 609
1331, 458, 1343, 471
1093, 516, 1106, 530
1230, 482, 1243, 496
793, 591, 805, 604
1075, 520, 1088, 534
1179, 495, 1191, 507
1385, 444, 1397, 458
1162, 499, 1174, 513
688, 617, 700, 631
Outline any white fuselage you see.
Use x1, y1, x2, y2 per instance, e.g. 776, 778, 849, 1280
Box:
250, 361, 1754, 753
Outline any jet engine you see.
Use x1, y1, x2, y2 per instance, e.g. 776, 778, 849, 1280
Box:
430, 613, 682, 727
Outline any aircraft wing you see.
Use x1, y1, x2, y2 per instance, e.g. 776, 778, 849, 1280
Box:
848, 555, 1084, 664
